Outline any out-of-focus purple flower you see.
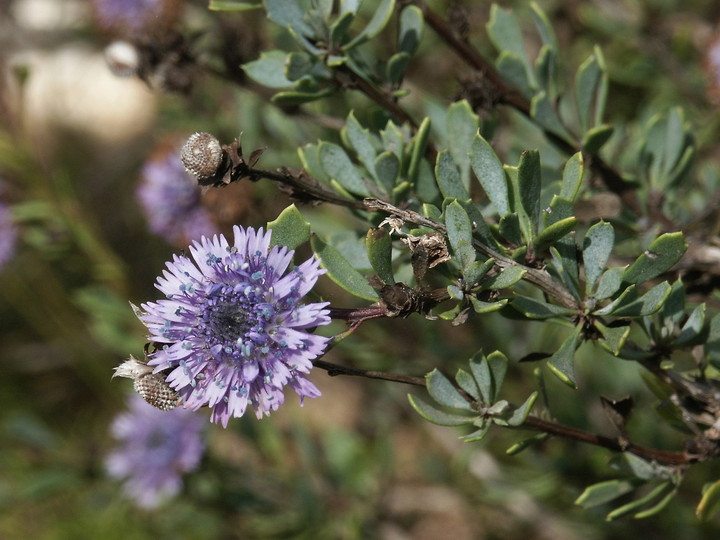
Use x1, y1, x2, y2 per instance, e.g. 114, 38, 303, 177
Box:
137, 151, 219, 246
106, 395, 205, 509
92, 0, 180, 35
0, 195, 17, 271
135, 226, 331, 427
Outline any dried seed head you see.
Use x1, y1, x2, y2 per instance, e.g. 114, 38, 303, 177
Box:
133, 372, 181, 411
113, 356, 180, 411
180, 132, 224, 180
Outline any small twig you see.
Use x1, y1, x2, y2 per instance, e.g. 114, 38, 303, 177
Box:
523, 415, 692, 466
312, 357, 692, 465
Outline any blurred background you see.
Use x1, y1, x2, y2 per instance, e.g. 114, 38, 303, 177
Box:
2, 0, 720, 538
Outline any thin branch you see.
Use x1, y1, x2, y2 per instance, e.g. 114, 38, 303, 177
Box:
523, 415, 692, 466
312, 358, 692, 465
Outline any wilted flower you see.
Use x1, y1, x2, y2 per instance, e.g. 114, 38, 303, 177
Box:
106, 395, 205, 509
136, 150, 219, 246
136, 226, 331, 427
0, 192, 17, 270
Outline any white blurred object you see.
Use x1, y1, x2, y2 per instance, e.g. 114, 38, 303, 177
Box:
11, 0, 87, 31
104, 40, 140, 77
18, 45, 157, 144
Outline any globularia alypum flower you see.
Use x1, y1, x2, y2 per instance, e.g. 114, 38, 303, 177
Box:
106, 395, 205, 509
136, 226, 331, 426
136, 150, 219, 246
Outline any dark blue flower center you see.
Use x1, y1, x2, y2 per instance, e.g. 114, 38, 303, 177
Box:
207, 301, 251, 342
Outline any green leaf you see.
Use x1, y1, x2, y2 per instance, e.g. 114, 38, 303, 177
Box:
547, 325, 582, 388
398, 4, 424, 55
487, 5, 535, 88
444, 201, 475, 269
209, 0, 261, 11
697, 479, 720, 521
408, 117, 431, 183
374, 151, 400, 193
560, 152, 584, 201
464, 258, 495, 289
506, 391, 538, 426
263, 0, 313, 36
386, 52, 411, 84
575, 53, 603, 133
604, 282, 671, 317
365, 227, 394, 285
267, 204, 311, 250
487, 351, 508, 397
582, 124, 614, 154
583, 221, 614, 295
344, 0, 395, 49
499, 213, 522, 245
469, 352, 493, 403
506, 433, 549, 455
272, 88, 334, 105
517, 150, 542, 242
496, 51, 534, 97
594, 266, 626, 300
633, 487, 677, 519
343, 112, 377, 180
606, 482, 672, 522
675, 303, 707, 347
530, 2, 558, 51
534, 45, 557, 98
311, 236, 378, 300
426, 369, 473, 411
319, 142, 372, 197
285, 51, 313, 81
510, 296, 576, 319
461, 423, 491, 442
298, 143, 330, 182
596, 321, 631, 355
469, 297, 508, 314
408, 394, 473, 426
530, 91, 574, 142
575, 479, 641, 508
470, 133, 509, 216
455, 368, 480, 402
435, 150, 468, 200
623, 232, 687, 284
330, 10, 355, 45
479, 266, 526, 290
447, 100, 479, 190
534, 216, 577, 253
243, 50, 293, 88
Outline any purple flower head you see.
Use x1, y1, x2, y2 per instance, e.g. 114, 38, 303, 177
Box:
137, 151, 219, 246
106, 394, 205, 509
0, 191, 17, 271
92, 0, 179, 34
137, 226, 331, 427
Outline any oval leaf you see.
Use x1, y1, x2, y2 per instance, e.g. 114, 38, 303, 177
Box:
311, 235, 378, 300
